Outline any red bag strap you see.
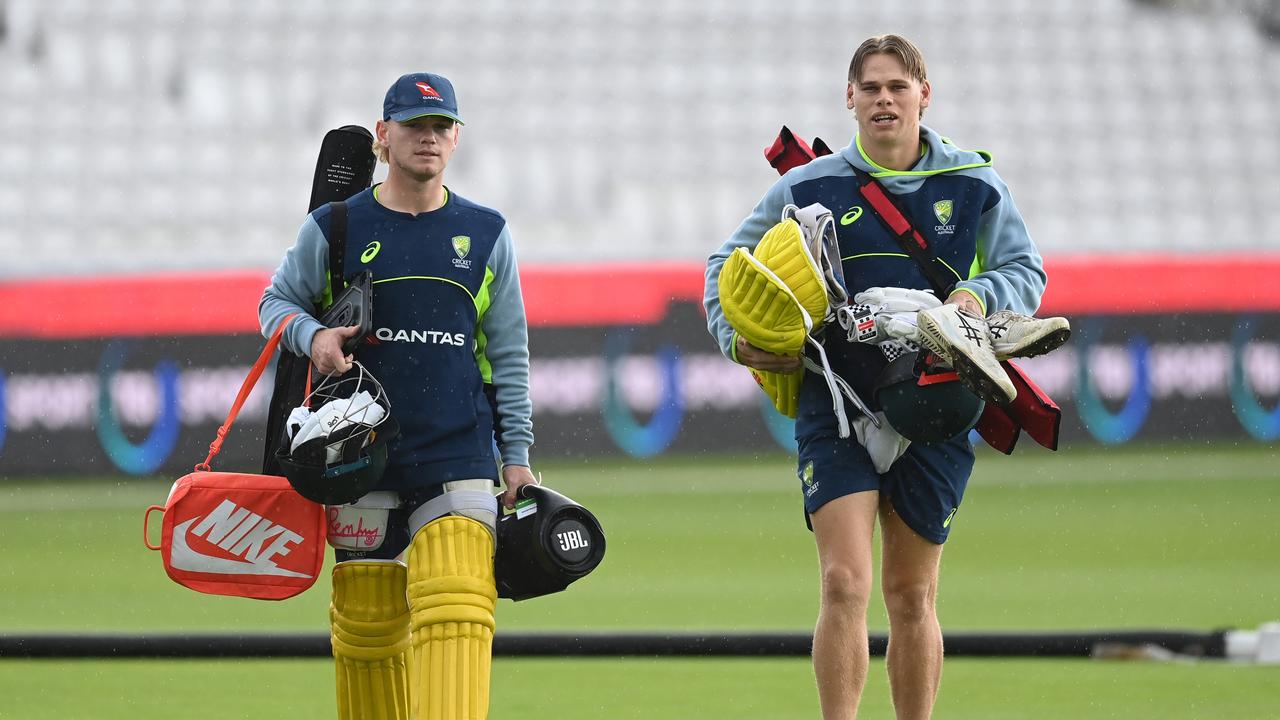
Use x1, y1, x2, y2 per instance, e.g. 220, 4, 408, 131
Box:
857, 178, 928, 250
853, 173, 958, 297
196, 314, 298, 472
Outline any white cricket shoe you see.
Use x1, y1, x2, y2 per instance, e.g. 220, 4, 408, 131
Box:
916, 305, 1017, 405
986, 310, 1071, 361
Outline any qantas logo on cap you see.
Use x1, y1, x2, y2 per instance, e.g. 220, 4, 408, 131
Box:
169, 499, 312, 578
415, 82, 442, 99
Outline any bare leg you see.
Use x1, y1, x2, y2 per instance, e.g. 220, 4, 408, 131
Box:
878, 498, 944, 720
809, 491, 880, 720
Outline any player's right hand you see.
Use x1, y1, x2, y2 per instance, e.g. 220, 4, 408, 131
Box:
736, 336, 803, 373
311, 325, 361, 376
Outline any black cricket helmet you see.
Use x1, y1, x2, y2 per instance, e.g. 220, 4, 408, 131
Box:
495, 484, 606, 601
874, 351, 985, 443
276, 362, 399, 505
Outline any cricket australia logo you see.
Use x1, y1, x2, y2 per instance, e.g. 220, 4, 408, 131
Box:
801, 461, 818, 498
451, 235, 472, 269
933, 199, 956, 235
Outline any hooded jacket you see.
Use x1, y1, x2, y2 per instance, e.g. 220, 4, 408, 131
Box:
704, 126, 1046, 424
260, 186, 533, 488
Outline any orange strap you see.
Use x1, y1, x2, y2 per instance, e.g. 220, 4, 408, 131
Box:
304, 362, 314, 406
142, 505, 164, 550
196, 314, 297, 472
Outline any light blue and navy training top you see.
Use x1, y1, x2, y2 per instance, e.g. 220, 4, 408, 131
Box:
704, 126, 1047, 420
260, 185, 533, 489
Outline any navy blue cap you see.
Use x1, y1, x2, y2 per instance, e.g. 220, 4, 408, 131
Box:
383, 72, 464, 125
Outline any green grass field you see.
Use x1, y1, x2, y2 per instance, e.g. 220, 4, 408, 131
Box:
2, 444, 1278, 718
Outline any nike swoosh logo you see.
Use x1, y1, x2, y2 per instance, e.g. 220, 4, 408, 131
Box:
170, 518, 311, 578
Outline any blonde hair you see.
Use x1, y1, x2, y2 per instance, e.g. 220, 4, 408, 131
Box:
848, 34, 928, 85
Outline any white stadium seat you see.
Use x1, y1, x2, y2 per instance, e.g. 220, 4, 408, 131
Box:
0, 0, 1277, 276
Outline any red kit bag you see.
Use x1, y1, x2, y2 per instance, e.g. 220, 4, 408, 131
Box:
143, 315, 326, 600
144, 472, 325, 600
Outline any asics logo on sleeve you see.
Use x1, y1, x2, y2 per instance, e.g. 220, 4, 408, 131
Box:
169, 499, 310, 578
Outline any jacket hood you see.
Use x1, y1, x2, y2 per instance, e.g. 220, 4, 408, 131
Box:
840, 125, 992, 178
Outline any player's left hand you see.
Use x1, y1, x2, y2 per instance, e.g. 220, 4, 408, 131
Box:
736, 337, 803, 373
499, 464, 539, 509
310, 325, 360, 376
944, 290, 984, 317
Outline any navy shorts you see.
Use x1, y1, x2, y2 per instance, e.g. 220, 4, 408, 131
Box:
797, 428, 975, 544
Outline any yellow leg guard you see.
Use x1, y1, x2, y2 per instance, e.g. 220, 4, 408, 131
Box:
331, 561, 412, 720
407, 515, 497, 720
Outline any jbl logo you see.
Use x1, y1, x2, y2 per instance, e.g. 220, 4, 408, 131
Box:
556, 529, 588, 552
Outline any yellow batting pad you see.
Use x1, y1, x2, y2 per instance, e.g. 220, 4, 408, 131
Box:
331, 561, 412, 720
752, 367, 803, 419
753, 219, 828, 323
720, 218, 833, 418
407, 515, 497, 720
718, 247, 809, 355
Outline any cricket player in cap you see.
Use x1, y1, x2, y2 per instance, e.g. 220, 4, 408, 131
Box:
260, 71, 536, 720
705, 35, 1068, 718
